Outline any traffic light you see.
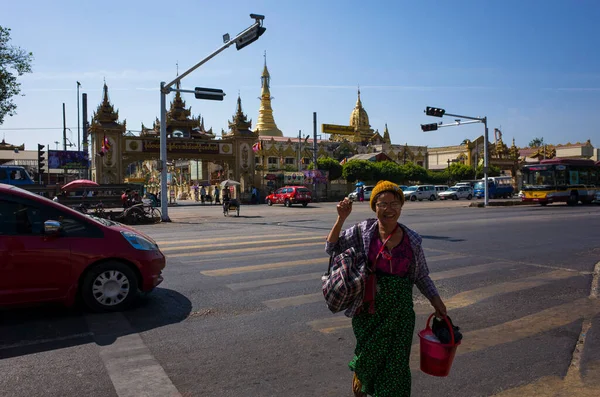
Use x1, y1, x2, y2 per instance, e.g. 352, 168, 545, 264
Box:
425, 107, 446, 117
421, 123, 438, 132
37, 144, 46, 175
194, 87, 225, 101
235, 25, 266, 50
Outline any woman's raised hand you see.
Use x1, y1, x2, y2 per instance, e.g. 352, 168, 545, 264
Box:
337, 198, 353, 221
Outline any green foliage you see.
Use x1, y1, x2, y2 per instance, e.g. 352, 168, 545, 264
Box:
342, 160, 376, 183
0, 26, 33, 125
448, 163, 475, 182
528, 137, 544, 148
475, 164, 501, 178
373, 161, 405, 183
316, 156, 343, 181
426, 169, 449, 185
399, 162, 428, 184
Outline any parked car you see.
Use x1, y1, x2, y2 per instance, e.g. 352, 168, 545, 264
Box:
438, 186, 474, 200
403, 185, 437, 201
266, 186, 312, 207
594, 191, 600, 204
434, 185, 450, 197
0, 183, 165, 312
348, 185, 375, 201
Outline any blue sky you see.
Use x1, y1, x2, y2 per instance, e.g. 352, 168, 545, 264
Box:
2, 0, 600, 152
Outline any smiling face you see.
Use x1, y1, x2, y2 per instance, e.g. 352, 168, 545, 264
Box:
374, 191, 403, 227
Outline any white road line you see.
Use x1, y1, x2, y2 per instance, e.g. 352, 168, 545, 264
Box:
0, 332, 94, 351
85, 312, 181, 397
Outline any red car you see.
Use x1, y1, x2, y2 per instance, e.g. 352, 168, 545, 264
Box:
0, 183, 165, 312
266, 186, 312, 207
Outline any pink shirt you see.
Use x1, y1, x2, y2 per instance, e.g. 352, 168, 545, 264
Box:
368, 230, 413, 276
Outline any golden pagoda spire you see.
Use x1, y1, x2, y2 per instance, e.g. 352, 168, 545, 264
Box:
255, 52, 283, 137
383, 123, 391, 144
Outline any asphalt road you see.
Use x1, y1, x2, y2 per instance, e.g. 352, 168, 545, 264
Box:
1, 199, 599, 397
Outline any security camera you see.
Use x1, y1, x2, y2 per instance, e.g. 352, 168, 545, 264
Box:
250, 13, 265, 20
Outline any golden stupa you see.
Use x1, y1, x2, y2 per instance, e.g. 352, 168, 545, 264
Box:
255, 54, 283, 137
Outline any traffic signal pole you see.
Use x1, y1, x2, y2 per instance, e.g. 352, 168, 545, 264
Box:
422, 108, 490, 206
158, 14, 266, 222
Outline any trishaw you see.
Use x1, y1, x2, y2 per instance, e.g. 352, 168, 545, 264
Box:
221, 179, 241, 217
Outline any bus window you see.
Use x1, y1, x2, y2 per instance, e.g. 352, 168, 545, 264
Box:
0, 168, 7, 182
569, 171, 579, 185
556, 170, 567, 185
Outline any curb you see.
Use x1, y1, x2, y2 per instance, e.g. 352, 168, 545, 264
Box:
469, 201, 536, 208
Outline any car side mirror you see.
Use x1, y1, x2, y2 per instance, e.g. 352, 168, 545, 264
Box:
44, 220, 62, 236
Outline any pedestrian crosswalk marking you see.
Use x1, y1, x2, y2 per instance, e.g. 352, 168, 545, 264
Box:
201, 257, 325, 276
227, 272, 323, 291
307, 268, 582, 333
161, 235, 325, 252
171, 241, 323, 258
156, 232, 322, 246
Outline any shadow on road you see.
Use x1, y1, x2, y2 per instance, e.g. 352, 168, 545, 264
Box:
0, 288, 191, 359
421, 234, 466, 242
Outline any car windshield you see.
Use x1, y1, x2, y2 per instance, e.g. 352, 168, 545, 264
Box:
475, 182, 484, 189
86, 214, 119, 227
404, 187, 417, 192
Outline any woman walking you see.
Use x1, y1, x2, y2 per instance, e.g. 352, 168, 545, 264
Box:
326, 181, 447, 397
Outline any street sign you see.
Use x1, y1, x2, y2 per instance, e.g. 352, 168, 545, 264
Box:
236, 25, 266, 51
322, 124, 355, 134
194, 87, 225, 101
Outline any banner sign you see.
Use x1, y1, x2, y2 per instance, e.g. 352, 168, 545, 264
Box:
302, 170, 328, 184
48, 150, 89, 169
284, 172, 305, 184
141, 140, 220, 154
322, 124, 355, 134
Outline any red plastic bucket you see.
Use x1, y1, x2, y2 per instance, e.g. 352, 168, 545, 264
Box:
418, 313, 461, 377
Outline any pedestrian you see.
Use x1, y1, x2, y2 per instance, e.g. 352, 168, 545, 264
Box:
200, 186, 207, 204
326, 180, 447, 397
214, 185, 220, 205
251, 185, 257, 204
192, 183, 199, 202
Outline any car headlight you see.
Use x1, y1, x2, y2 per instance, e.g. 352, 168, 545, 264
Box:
121, 231, 158, 251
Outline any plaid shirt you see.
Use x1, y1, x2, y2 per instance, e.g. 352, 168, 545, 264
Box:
325, 218, 439, 317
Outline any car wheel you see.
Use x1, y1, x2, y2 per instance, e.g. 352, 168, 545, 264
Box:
410, 196, 416, 201
467, 194, 473, 200
285, 199, 291, 207
429, 195, 436, 201
81, 261, 139, 312
302, 202, 308, 207
267, 199, 273, 206
453, 195, 459, 200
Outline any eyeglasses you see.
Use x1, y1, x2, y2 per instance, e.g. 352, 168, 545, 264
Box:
375, 201, 402, 210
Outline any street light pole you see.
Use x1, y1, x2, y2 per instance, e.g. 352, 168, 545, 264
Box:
483, 117, 489, 207
158, 14, 266, 222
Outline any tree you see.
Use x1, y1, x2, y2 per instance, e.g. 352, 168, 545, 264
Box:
316, 156, 343, 181
448, 163, 475, 183
373, 161, 404, 183
399, 162, 428, 184
0, 26, 33, 125
342, 160, 376, 183
528, 137, 544, 148
476, 164, 501, 177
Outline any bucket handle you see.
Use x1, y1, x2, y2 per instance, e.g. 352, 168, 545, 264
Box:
425, 313, 456, 346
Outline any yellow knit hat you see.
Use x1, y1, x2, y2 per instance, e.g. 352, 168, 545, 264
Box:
370, 180, 404, 211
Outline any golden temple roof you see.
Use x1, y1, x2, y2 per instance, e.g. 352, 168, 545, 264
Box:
255, 54, 283, 137
349, 89, 370, 130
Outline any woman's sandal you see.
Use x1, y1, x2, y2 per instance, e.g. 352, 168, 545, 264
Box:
352, 372, 366, 397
